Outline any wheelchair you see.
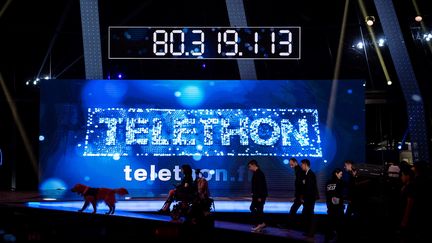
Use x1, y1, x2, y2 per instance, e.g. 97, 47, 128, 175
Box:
170, 174, 214, 226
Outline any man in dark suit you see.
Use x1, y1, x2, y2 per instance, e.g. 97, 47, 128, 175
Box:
248, 159, 268, 232
289, 157, 304, 217
277, 157, 304, 229
300, 159, 319, 236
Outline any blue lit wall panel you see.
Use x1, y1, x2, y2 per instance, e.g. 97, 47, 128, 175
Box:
40, 80, 364, 199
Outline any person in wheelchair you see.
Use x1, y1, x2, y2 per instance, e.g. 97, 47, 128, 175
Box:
186, 169, 214, 224
159, 164, 195, 213
160, 166, 214, 225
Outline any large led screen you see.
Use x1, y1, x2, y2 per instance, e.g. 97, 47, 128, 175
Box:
39, 80, 364, 199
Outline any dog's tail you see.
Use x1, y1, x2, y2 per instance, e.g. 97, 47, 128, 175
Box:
114, 188, 129, 196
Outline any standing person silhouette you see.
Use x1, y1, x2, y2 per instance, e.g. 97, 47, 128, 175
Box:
300, 159, 319, 237
289, 158, 304, 222
325, 168, 344, 242
343, 160, 358, 219
248, 159, 268, 232
278, 157, 304, 229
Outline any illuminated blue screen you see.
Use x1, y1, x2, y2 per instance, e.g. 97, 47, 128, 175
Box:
40, 80, 364, 199
83, 108, 322, 157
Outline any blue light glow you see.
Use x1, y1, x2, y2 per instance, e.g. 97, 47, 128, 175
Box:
39, 178, 67, 198
82, 80, 128, 107
40, 178, 67, 191
193, 153, 202, 161
178, 86, 203, 107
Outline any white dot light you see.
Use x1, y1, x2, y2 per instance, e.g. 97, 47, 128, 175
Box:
365, 16, 375, 26
411, 94, 422, 102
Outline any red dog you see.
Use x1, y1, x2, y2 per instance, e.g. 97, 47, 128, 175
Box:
71, 183, 129, 215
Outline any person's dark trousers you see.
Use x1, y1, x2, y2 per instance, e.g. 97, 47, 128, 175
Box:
289, 197, 302, 215
250, 197, 266, 226
301, 198, 316, 235
325, 206, 344, 242
286, 197, 302, 227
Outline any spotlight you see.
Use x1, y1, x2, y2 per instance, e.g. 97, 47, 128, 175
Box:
365, 16, 375, 26
117, 73, 123, 79
415, 15, 422, 22
355, 41, 364, 49
378, 38, 385, 47
387, 80, 392, 85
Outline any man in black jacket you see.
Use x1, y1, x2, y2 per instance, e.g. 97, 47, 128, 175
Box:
277, 157, 304, 229
300, 159, 319, 236
248, 159, 268, 232
289, 157, 304, 217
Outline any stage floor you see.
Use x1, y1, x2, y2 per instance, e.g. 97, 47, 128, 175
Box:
26, 204, 319, 239
23, 200, 324, 242
0, 191, 333, 214
0, 191, 326, 242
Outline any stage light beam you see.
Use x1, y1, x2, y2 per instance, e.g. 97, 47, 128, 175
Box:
326, 0, 350, 129
359, 0, 393, 88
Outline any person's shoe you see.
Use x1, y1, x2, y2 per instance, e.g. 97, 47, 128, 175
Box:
251, 223, 266, 232
252, 228, 263, 233
157, 208, 170, 214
